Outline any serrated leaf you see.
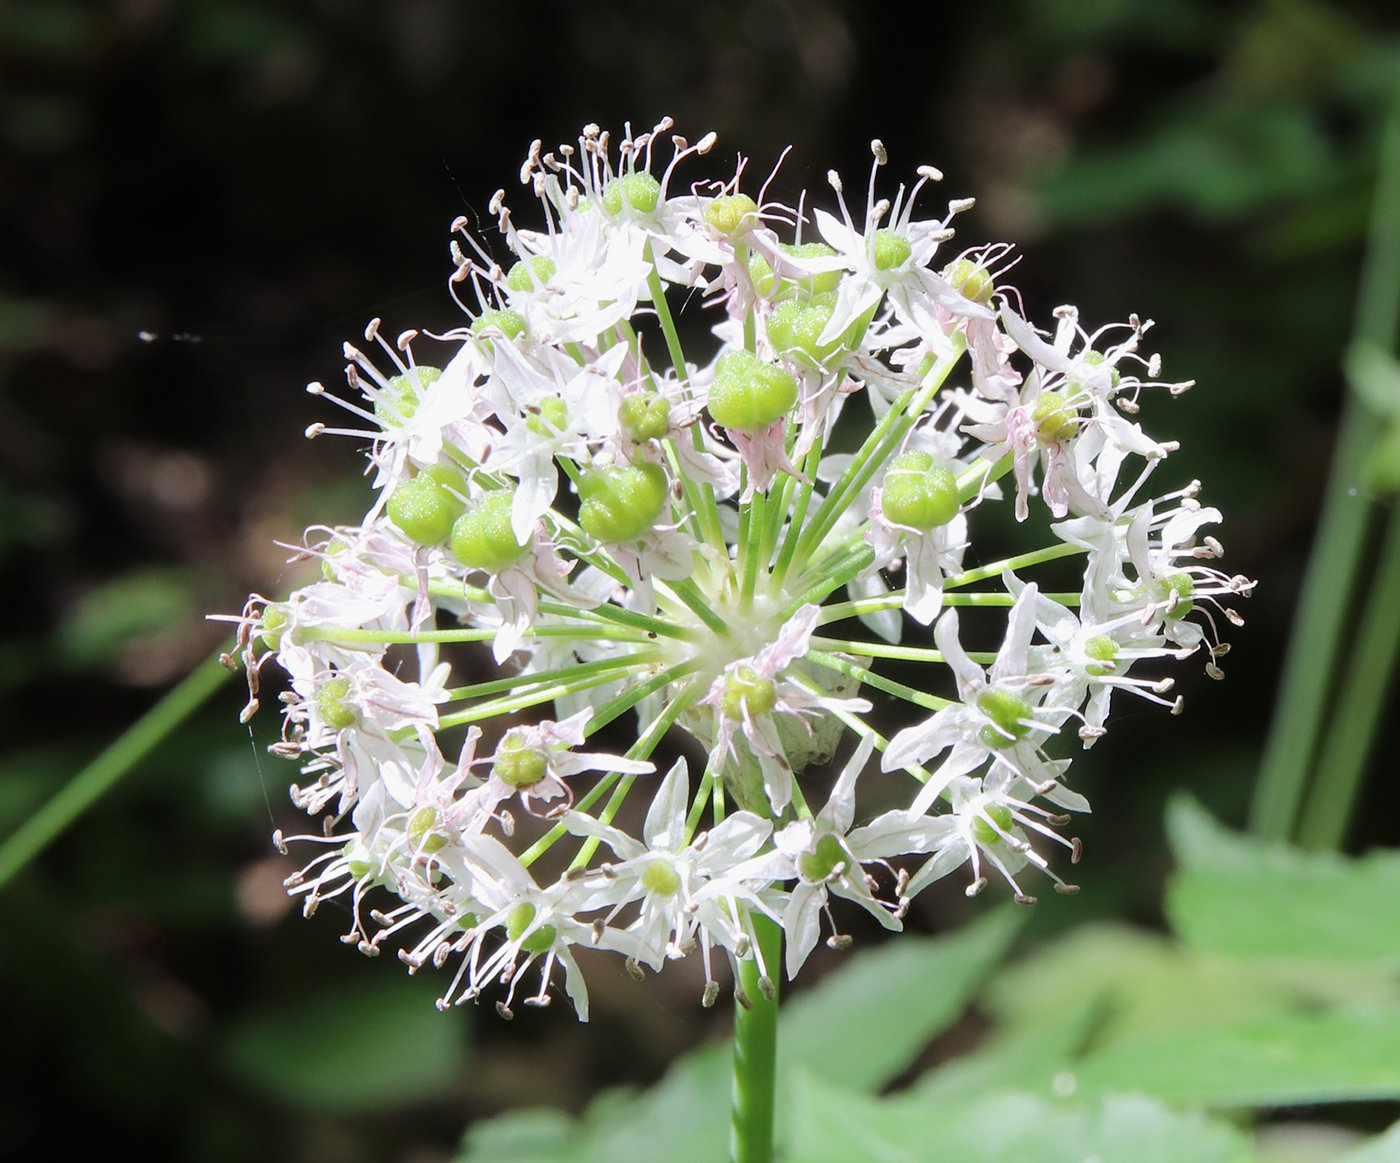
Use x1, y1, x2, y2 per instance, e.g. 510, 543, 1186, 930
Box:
1166, 797, 1400, 965
787, 1073, 1254, 1163
1072, 1009, 1400, 1108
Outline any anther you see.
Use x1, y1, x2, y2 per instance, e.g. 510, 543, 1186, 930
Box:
965, 876, 987, 897
948, 197, 976, 213
871, 139, 887, 164
1054, 883, 1081, 895
1014, 893, 1039, 906
1070, 837, 1084, 864
1170, 696, 1185, 715
917, 165, 943, 182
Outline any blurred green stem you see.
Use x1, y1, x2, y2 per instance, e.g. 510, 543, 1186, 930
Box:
1250, 64, 1400, 845
0, 651, 232, 890
730, 913, 782, 1163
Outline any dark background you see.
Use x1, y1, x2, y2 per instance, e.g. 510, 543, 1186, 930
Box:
2, 1, 1398, 1159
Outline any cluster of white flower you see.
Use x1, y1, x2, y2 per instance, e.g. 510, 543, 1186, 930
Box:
232, 118, 1252, 1019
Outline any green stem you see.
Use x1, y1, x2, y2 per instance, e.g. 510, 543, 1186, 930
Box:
0, 651, 232, 891
730, 912, 782, 1163
1251, 65, 1400, 843
1296, 502, 1400, 849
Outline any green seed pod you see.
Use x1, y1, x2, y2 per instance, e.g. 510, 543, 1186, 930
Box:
374, 365, 441, 427
797, 833, 848, 883
881, 451, 959, 530
602, 171, 662, 215
471, 308, 527, 340
316, 674, 358, 730
1032, 390, 1080, 444
450, 491, 530, 573
618, 393, 672, 443
766, 295, 841, 365
872, 228, 912, 271
944, 257, 995, 304
976, 687, 1032, 748
506, 902, 556, 954
709, 350, 799, 430
578, 463, 669, 543
720, 665, 778, 720
506, 255, 557, 292
704, 193, 758, 236
387, 474, 465, 546
971, 803, 1015, 847
779, 242, 842, 296
493, 732, 549, 790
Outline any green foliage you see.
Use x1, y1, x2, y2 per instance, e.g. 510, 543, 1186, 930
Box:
221, 976, 469, 1112
457, 805, 1400, 1161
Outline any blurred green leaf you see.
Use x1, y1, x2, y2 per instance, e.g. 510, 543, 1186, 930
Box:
984, 924, 1301, 1045
456, 1109, 578, 1163
1072, 1009, 1400, 1107
56, 568, 200, 669
1339, 1120, 1400, 1162
786, 1074, 1255, 1163
780, 906, 1024, 1092
221, 976, 469, 1112
1166, 797, 1400, 965
455, 910, 1024, 1163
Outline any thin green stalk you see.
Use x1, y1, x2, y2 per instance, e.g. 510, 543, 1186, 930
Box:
663, 578, 733, 638
807, 650, 950, 712
1296, 502, 1400, 849
943, 543, 1085, 590
1251, 66, 1400, 842
0, 651, 232, 890
810, 636, 997, 666
436, 659, 658, 730
730, 912, 782, 1163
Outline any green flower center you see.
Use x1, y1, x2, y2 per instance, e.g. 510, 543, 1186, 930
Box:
1083, 634, 1120, 677
976, 687, 1033, 748
971, 803, 1015, 847
642, 858, 682, 897
882, 450, 960, 530
506, 902, 556, 954
387, 473, 466, 546
316, 674, 358, 730
493, 734, 550, 790
408, 805, 448, 853
374, 365, 440, 427
506, 255, 557, 291
1032, 390, 1080, 444
450, 491, 531, 573
720, 665, 778, 720
471, 308, 527, 340
704, 193, 758, 236
578, 463, 669, 543
619, 393, 672, 443
872, 228, 911, 271
797, 833, 848, 883
944, 257, 995, 303
708, 350, 798, 430
602, 171, 662, 215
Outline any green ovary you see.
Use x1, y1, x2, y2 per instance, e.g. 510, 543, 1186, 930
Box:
602, 171, 662, 215
642, 859, 682, 896
976, 687, 1032, 748
578, 463, 669, 543
450, 491, 531, 573
507, 902, 556, 954
797, 833, 847, 883
708, 350, 798, 431
493, 734, 549, 790
720, 665, 777, 720
971, 803, 1014, 846
316, 674, 358, 730
881, 451, 959, 530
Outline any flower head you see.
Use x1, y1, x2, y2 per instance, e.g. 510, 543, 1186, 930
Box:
229, 119, 1251, 1018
